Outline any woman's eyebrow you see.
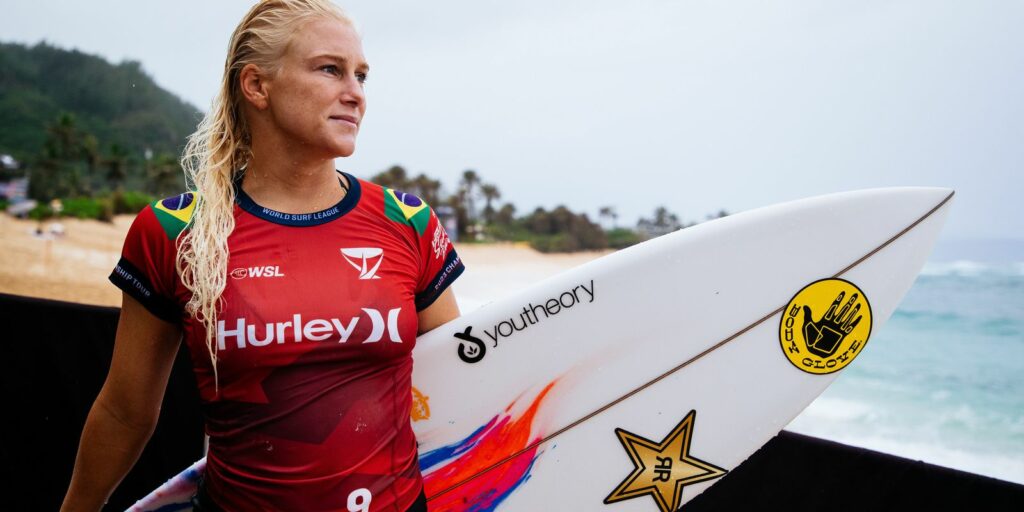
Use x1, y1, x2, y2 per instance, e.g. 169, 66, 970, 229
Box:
309, 53, 370, 72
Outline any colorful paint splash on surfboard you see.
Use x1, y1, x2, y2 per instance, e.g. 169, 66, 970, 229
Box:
127, 458, 205, 512
421, 382, 557, 512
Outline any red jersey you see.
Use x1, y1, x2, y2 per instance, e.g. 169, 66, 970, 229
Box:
109, 172, 464, 511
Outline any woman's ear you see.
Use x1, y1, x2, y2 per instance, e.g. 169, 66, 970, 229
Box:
239, 63, 270, 110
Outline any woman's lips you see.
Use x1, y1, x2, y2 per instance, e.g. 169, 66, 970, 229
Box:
330, 115, 359, 127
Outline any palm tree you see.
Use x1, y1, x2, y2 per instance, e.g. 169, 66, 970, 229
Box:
373, 165, 409, 190
480, 183, 501, 224
105, 143, 129, 191
33, 113, 84, 199
459, 169, 481, 224
599, 206, 618, 230
150, 153, 183, 196
637, 206, 683, 239
81, 134, 100, 179
411, 173, 442, 206
495, 203, 516, 226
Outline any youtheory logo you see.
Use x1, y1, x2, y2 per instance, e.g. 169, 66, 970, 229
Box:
231, 265, 285, 279
454, 326, 486, 363
341, 248, 384, 280
453, 279, 595, 363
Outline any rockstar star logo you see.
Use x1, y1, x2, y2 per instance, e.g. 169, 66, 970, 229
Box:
604, 410, 727, 512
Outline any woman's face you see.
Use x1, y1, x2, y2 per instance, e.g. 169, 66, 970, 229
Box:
263, 18, 368, 158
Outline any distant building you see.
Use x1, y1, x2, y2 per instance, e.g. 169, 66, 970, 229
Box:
0, 154, 17, 170
0, 177, 29, 202
1, 154, 31, 213
435, 205, 459, 242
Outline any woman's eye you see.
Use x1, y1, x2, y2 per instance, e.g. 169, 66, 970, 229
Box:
356, 72, 368, 84
320, 65, 340, 76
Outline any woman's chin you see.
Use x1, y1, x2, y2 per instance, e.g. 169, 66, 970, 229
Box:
333, 144, 356, 158
319, 139, 357, 159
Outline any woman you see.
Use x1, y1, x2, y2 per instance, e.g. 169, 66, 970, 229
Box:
60, 1, 463, 511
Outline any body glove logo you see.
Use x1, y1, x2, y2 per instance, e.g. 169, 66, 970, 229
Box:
779, 278, 873, 374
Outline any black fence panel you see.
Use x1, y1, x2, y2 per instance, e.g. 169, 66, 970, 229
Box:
0, 293, 1020, 511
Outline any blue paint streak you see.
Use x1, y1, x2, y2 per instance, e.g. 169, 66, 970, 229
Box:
468, 454, 539, 512
419, 418, 496, 471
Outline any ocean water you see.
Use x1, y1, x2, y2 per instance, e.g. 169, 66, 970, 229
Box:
787, 260, 1024, 484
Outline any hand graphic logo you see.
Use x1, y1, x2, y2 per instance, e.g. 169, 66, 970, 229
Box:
779, 278, 872, 375
802, 291, 863, 358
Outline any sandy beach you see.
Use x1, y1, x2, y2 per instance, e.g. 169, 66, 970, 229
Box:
0, 214, 607, 309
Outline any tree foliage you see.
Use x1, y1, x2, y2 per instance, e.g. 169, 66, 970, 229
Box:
1, 41, 197, 201
0, 42, 201, 162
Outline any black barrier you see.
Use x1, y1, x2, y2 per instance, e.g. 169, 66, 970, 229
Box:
0, 293, 203, 511
0, 292, 1020, 511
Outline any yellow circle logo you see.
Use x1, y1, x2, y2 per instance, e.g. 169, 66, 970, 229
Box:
779, 278, 872, 375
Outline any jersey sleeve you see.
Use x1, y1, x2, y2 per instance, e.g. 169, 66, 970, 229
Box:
414, 207, 465, 311
108, 201, 187, 323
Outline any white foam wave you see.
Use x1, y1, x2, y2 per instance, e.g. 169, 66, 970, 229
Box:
920, 260, 1024, 277
793, 396, 879, 423
789, 397, 1024, 484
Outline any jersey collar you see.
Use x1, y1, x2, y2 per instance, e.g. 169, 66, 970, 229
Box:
234, 170, 361, 227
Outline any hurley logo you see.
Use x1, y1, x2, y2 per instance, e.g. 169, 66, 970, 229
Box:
341, 248, 384, 280
217, 308, 404, 350
231, 266, 286, 280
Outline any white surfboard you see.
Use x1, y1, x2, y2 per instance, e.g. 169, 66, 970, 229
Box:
131, 187, 952, 512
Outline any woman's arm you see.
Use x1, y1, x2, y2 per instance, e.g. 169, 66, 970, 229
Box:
61, 292, 183, 512
418, 287, 461, 334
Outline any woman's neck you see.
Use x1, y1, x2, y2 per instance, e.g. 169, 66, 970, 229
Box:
241, 146, 347, 215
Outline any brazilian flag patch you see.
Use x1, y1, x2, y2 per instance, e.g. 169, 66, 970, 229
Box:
151, 192, 198, 240
384, 188, 430, 236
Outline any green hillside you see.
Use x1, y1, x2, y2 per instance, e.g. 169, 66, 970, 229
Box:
0, 41, 200, 161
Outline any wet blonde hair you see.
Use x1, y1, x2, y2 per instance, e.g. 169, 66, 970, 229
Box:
178, 0, 354, 391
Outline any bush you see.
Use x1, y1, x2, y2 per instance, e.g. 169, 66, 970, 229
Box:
482, 222, 530, 243
606, 228, 643, 250
530, 234, 578, 253
62, 197, 114, 222
0, 199, 8, 211
28, 203, 53, 220
112, 190, 155, 214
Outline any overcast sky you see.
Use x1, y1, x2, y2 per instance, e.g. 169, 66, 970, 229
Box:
4, 0, 1022, 241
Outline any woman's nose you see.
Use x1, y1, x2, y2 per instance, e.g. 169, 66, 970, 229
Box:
341, 74, 365, 108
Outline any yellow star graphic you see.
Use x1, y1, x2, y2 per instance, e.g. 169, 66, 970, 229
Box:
604, 410, 727, 512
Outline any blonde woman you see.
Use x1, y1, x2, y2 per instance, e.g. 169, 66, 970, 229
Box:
61, 1, 462, 511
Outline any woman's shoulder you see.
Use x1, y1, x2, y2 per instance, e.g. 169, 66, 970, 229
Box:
136, 191, 200, 241
356, 179, 433, 236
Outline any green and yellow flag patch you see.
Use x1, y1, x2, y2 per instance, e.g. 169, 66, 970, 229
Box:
151, 192, 198, 240
384, 188, 430, 236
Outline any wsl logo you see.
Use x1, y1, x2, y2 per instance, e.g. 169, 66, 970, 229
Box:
231, 265, 285, 280
454, 326, 486, 363
341, 248, 384, 280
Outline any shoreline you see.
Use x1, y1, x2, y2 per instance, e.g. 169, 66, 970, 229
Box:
0, 214, 608, 308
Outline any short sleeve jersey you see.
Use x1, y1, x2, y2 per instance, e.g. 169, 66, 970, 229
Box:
109, 172, 464, 511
